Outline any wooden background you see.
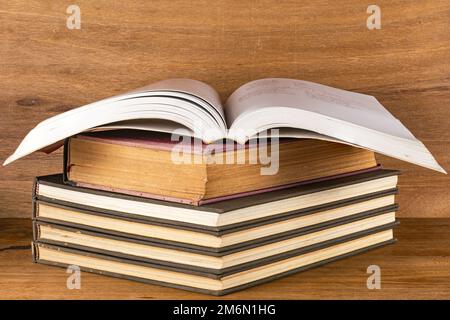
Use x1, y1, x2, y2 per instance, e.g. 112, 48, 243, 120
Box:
0, 0, 449, 218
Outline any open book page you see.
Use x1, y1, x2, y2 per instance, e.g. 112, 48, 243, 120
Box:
3, 79, 226, 165
225, 78, 445, 173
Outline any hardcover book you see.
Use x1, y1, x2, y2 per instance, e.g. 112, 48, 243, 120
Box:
34, 169, 399, 234
32, 228, 396, 295
33, 216, 398, 274
63, 131, 378, 205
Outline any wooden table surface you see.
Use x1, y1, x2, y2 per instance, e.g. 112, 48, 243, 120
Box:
1, 217, 449, 299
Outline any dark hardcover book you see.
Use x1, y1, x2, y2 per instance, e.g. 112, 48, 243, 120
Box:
33, 216, 399, 274
33, 200, 398, 254
32, 227, 397, 296
33, 169, 399, 233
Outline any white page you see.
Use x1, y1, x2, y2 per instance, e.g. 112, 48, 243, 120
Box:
93, 119, 202, 139
226, 78, 445, 173
226, 78, 414, 139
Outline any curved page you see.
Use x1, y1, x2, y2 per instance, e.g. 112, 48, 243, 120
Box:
225, 78, 445, 173
4, 79, 226, 165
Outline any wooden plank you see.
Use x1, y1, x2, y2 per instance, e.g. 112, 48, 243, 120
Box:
1, 218, 450, 299
1, 0, 449, 217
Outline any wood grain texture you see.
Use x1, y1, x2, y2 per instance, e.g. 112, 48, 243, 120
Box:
0, 0, 449, 217
1, 218, 450, 299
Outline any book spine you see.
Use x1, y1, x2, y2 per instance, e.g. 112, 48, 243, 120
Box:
31, 198, 38, 220
32, 220, 40, 242
63, 138, 76, 186
31, 241, 39, 263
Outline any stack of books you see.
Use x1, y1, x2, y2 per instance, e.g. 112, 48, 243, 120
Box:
5, 78, 442, 295
31, 131, 399, 295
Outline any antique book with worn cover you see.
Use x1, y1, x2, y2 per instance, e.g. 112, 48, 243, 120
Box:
63, 131, 378, 205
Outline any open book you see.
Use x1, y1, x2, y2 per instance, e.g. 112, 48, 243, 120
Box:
3, 78, 445, 173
